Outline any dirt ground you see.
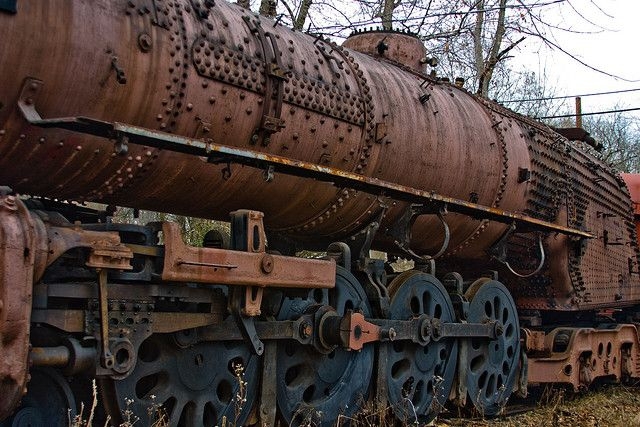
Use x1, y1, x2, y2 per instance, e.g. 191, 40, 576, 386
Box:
439, 385, 640, 427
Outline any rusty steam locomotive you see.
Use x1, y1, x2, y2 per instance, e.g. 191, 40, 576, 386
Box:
1, 0, 640, 425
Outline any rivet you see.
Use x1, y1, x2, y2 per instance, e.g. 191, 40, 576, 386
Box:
75, 145, 82, 151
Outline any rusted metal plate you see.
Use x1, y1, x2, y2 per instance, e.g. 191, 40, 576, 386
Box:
0, 197, 37, 419
342, 30, 428, 73
161, 222, 335, 288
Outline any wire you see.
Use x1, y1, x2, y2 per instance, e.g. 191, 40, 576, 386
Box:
310, 0, 565, 31
536, 107, 640, 119
502, 87, 640, 103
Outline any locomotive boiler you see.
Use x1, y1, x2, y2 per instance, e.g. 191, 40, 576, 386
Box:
1, 0, 639, 425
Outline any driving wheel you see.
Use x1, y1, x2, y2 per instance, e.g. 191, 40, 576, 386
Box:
385, 271, 458, 423
463, 279, 520, 416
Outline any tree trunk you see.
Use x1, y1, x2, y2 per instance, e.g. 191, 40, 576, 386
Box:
473, 0, 485, 94
259, 0, 277, 17
475, 0, 508, 97
293, 0, 312, 30
381, 0, 397, 30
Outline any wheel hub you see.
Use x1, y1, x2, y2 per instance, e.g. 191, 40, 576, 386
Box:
176, 346, 217, 391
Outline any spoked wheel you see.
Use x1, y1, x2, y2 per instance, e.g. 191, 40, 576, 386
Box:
463, 279, 520, 416
385, 271, 458, 424
276, 266, 374, 427
0, 368, 76, 427
99, 334, 259, 426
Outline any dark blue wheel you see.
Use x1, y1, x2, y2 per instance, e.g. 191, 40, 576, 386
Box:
464, 279, 520, 416
100, 334, 259, 427
0, 368, 76, 427
385, 271, 458, 423
276, 266, 373, 427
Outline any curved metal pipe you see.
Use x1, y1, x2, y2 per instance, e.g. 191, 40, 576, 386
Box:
499, 234, 546, 279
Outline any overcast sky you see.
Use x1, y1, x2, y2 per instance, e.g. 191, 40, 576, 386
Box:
511, 0, 640, 116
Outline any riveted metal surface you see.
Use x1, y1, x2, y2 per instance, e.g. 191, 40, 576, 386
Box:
479, 102, 640, 310
0, 0, 526, 258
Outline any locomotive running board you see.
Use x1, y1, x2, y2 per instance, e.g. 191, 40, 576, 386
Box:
18, 83, 593, 239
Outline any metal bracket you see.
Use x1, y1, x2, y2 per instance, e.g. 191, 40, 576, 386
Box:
258, 340, 277, 425
388, 204, 451, 262
242, 16, 286, 146
97, 270, 114, 369
229, 287, 264, 355
490, 225, 546, 278
326, 242, 351, 270
357, 259, 389, 318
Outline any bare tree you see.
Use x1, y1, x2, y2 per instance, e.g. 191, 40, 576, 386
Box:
280, 0, 617, 101
586, 111, 640, 173
281, 0, 313, 30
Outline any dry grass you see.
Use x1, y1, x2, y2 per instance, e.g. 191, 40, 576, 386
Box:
68, 379, 640, 427
440, 385, 640, 427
